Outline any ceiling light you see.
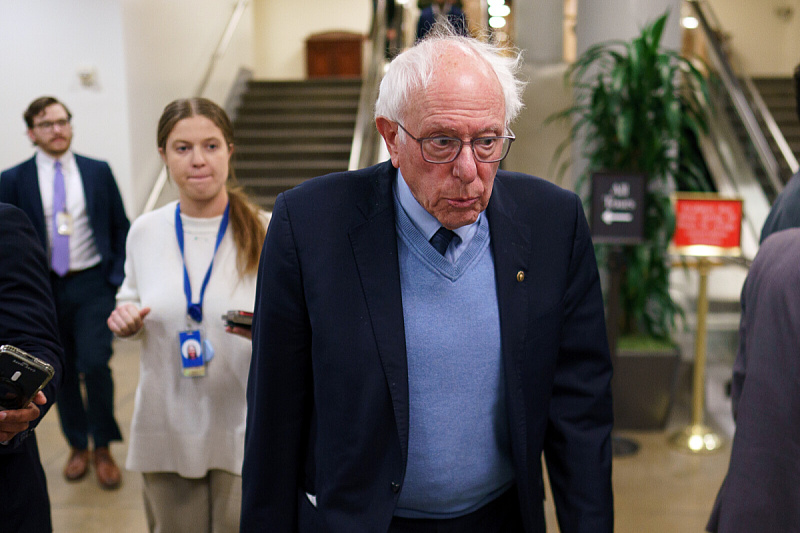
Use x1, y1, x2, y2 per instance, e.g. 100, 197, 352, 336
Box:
488, 4, 511, 17
681, 16, 698, 29
489, 16, 507, 29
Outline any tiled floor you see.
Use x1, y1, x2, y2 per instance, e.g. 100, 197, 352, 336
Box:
38, 339, 733, 533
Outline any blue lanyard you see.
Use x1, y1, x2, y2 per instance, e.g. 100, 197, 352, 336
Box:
175, 202, 230, 323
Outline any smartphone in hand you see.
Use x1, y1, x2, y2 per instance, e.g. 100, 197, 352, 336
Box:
0, 345, 55, 410
222, 310, 253, 331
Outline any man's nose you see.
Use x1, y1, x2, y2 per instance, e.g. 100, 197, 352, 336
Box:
452, 143, 478, 182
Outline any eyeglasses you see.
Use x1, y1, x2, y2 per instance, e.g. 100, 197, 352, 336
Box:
396, 123, 515, 164
33, 119, 71, 131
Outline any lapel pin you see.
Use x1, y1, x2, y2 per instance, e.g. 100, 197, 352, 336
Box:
516, 271, 525, 282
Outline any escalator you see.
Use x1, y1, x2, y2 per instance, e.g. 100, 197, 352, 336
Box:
688, 0, 799, 259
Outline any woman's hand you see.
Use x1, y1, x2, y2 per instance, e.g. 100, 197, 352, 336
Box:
107, 303, 151, 337
225, 325, 252, 341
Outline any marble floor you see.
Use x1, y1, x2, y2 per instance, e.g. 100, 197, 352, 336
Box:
37, 339, 733, 533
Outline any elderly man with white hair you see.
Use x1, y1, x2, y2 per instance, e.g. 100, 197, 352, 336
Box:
242, 28, 614, 533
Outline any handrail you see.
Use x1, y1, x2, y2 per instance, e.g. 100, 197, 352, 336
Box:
143, 0, 250, 214
688, 0, 785, 197
349, 0, 389, 170
742, 75, 800, 174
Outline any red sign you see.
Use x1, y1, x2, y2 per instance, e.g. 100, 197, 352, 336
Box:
672, 194, 743, 256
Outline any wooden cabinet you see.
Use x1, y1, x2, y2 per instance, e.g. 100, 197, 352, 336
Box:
306, 31, 364, 79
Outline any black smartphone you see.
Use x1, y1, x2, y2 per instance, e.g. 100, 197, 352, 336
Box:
0, 345, 55, 410
222, 310, 253, 331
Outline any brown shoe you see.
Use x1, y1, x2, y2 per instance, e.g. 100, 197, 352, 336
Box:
93, 447, 122, 490
64, 448, 90, 481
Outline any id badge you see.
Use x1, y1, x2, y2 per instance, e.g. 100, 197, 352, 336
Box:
179, 330, 205, 377
56, 211, 73, 236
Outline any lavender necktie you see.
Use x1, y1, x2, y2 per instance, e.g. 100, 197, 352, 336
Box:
51, 161, 69, 276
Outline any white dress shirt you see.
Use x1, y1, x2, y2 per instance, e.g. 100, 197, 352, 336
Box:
35, 149, 102, 272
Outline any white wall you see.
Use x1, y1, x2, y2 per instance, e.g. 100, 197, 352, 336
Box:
706, 0, 800, 77
252, 0, 371, 79
576, 0, 682, 56
0, 0, 134, 214
0, 0, 255, 218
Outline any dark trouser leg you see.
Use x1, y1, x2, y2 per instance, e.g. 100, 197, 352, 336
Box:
52, 274, 89, 450
0, 433, 53, 533
52, 267, 122, 449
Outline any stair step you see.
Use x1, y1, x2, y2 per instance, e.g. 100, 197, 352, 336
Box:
237, 101, 359, 112
236, 144, 351, 156
233, 78, 359, 210
236, 160, 348, 171
235, 116, 356, 129
235, 141, 352, 151
235, 127, 354, 139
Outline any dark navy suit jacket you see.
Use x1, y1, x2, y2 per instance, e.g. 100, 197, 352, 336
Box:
0, 203, 64, 532
0, 154, 129, 287
241, 161, 614, 533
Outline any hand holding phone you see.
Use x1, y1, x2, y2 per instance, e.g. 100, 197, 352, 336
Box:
222, 310, 253, 331
222, 310, 253, 340
0, 345, 55, 411
0, 391, 46, 442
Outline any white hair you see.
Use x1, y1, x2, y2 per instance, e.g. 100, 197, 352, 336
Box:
374, 26, 526, 126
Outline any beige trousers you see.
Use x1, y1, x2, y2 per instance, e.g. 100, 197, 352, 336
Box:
142, 470, 242, 533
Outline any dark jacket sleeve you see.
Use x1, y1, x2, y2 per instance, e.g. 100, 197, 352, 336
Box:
543, 193, 614, 533
0, 203, 64, 450
241, 193, 313, 532
86, 159, 130, 287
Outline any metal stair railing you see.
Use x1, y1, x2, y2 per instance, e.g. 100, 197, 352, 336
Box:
689, 0, 788, 199
349, 0, 391, 171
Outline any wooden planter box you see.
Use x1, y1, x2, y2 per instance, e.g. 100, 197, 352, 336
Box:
612, 346, 681, 430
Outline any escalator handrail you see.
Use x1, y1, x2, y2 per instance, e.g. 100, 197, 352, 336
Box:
689, 0, 785, 196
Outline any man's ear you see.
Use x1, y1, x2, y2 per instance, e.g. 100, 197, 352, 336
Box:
26, 129, 36, 145
375, 117, 401, 168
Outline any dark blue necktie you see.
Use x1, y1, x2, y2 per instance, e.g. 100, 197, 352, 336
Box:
430, 227, 456, 255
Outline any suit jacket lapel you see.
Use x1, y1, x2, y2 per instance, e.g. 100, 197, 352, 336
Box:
487, 175, 531, 475
74, 156, 96, 224
348, 162, 410, 463
21, 156, 48, 252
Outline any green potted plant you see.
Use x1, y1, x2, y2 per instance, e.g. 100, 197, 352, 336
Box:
549, 12, 712, 429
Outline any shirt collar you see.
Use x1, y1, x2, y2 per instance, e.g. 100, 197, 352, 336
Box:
395, 168, 479, 244
35, 148, 74, 170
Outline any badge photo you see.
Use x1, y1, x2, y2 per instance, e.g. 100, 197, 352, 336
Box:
179, 330, 205, 377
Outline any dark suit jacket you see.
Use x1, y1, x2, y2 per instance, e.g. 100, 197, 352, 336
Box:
242, 161, 613, 533
760, 170, 800, 243
707, 227, 800, 532
0, 203, 65, 532
0, 154, 130, 287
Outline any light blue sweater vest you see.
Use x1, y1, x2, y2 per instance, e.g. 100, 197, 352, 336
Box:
393, 201, 515, 519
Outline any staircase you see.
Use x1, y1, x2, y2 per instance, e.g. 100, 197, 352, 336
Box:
232, 79, 362, 210
752, 77, 800, 182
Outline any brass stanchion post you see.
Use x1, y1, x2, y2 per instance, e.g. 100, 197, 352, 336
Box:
669, 258, 724, 453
